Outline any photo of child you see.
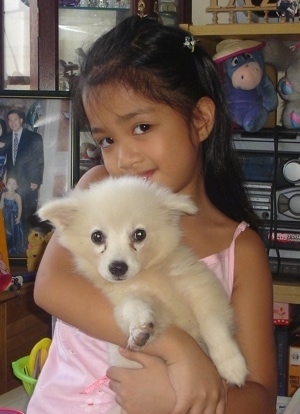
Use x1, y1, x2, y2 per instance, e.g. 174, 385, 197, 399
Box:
0, 176, 25, 256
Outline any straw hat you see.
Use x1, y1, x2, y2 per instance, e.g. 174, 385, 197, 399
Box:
213, 39, 264, 64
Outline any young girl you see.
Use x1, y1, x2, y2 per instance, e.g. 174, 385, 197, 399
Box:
0, 176, 24, 256
28, 16, 277, 414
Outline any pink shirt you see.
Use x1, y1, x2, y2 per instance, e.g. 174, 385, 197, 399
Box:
27, 221, 248, 414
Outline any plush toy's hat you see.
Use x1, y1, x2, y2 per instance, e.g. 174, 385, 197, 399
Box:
213, 39, 264, 63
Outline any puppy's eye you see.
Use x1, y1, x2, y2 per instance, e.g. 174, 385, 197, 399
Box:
91, 230, 105, 244
132, 228, 146, 242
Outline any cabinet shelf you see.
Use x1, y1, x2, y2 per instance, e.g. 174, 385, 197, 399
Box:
0, 282, 52, 394
186, 22, 300, 42
59, 6, 130, 11
273, 280, 300, 304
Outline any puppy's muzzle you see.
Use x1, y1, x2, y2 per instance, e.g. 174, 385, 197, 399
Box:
109, 260, 128, 280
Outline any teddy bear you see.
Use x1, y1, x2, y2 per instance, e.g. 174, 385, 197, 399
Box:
26, 229, 47, 272
213, 39, 278, 133
263, 39, 300, 129
26, 228, 54, 272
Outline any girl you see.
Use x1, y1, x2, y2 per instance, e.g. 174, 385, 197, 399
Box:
29, 16, 277, 414
0, 176, 24, 256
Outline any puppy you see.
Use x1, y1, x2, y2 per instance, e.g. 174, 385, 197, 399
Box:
38, 176, 248, 396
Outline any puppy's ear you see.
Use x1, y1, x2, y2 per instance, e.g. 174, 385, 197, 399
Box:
38, 198, 78, 231
161, 192, 198, 216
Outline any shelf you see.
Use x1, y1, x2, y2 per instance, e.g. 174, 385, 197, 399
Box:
186, 23, 300, 41
59, 6, 130, 11
273, 280, 300, 304
0, 282, 51, 394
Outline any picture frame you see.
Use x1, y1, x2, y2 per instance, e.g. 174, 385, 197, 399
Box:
79, 129, 102, 179
0, 90, 78, 266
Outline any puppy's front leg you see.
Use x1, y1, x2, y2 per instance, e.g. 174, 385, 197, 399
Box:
114, 295, 167, 350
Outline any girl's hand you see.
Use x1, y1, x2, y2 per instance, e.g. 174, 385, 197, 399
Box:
149, 327, 227, 414
107, 349, 176, 414
165, 338, 227, 414
107, 335, 227, 414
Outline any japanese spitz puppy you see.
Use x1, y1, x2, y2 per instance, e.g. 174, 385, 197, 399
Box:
38, 176, 247, 391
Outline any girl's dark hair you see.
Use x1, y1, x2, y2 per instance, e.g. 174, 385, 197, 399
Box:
74, 16, 259, 230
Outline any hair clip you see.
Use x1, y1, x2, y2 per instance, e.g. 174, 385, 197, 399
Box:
183, 36, 196, 53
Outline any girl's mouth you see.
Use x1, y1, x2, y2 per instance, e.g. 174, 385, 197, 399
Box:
135, 170, 155, 180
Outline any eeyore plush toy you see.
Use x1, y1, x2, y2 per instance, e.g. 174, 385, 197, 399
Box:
213, 39, 278, 133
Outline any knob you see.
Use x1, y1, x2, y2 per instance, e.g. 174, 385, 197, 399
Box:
283, 159, 300, 183
289, 194, 300, 216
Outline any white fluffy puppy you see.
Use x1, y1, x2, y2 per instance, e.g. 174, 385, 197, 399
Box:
38, 176, 247, 389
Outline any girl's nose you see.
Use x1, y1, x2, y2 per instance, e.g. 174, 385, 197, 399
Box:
117, 144, 142, 171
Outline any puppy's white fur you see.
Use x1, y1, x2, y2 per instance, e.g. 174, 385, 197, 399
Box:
38, 176, 247, 410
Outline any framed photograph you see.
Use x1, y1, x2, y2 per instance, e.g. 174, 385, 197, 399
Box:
0, 90, 78, 265
79, 129, 102, 179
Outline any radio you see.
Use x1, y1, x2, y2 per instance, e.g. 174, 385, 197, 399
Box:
233, 129, 300, 279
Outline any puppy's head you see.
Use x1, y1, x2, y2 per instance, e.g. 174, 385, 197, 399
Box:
38, 176, 197, 285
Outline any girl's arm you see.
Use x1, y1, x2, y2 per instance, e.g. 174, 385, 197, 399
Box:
34, 165, 127, 344
16, 194, 22, 222
225, 228, 277, 413
107, 228, 277, 414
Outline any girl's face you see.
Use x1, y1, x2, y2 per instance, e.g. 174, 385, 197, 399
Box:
83, 84, 204, 196
6, 178, 18, 191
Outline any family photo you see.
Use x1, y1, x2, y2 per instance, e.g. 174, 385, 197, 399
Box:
0, 93, 74, 259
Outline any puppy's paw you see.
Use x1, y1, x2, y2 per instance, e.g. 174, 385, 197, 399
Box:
127, 321, 155, 350
217, 352, 248, 387
114, 297, 158, 350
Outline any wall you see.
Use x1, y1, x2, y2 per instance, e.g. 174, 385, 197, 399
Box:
192, 0, 211, 24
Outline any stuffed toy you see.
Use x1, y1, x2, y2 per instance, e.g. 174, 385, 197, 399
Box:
213, 39, 278, 133
26, 228, 54, 272
0, 252, 12, 292
26, 229, 46, 272
263, 39, 300, 129
276, 0, 298, 22
80, 141, 101, 163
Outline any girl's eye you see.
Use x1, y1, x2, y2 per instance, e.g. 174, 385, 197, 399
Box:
132, 228, 146, 242
91, 230, 106, 244
98, 137, 114, 148
133, 124, 151, 135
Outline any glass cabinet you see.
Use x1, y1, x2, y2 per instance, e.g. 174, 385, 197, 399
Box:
58, 3, 132, 90
0, 0, 191, 91
1, 0, 30, 90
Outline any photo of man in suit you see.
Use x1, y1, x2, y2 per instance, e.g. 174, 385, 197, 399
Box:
2, 109, 44, 247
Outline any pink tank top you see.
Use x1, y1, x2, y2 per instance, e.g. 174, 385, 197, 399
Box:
201, 221, 248, 297
27, 221, 248, 414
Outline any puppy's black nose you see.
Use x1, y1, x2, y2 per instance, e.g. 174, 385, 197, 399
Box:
109, 261, 128, 278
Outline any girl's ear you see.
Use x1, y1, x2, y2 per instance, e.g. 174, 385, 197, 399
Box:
192, 97, 215, 142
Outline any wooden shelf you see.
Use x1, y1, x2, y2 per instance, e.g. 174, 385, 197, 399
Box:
273, 280, 300, 305
185, 22, 300, 41
0, 282, 52, 394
